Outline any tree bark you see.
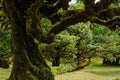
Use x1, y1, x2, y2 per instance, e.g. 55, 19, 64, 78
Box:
52, 54, 60, 67
4, 0, 54, 80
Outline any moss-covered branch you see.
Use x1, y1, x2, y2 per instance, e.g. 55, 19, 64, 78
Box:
48, 0, 113, 35
94, 16, 120, 25
32, 0, 113, 44
48, 10, 80, 24
93, 16, 120, 30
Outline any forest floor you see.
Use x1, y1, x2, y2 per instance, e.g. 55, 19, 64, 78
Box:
1, 59, 120, 80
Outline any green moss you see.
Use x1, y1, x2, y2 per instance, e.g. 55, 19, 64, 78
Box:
26, 70, 39, 80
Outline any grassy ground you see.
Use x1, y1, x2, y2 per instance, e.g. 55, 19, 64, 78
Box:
55, 58, 120, 80
55, 70, 120, 80
1, 58, 120, 80
0, 68, 11, 80
57, 65, 120, 80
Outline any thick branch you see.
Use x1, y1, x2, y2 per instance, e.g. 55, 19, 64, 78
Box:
48, 0, 113, 34
32, 0, 113, 44
48, 10, 80, 24
93, 16, 120, 30
48, 11, 94, 35
94, 16, 120, 25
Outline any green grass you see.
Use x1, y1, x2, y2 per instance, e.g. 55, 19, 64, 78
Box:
84, 58, 120, 76
84, 64, 120, 77
55, 58, 120, 80
1, 58, 120, 80
0, 67, 11, 80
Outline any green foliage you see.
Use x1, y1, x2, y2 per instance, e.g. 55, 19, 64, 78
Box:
40, 32, 78, 60
40, 16, 120, 67
40, 18, 53, 35
51, 64, 69, 75
69, 2, 84, 10
91, 24, 120, 65
68, 22, 95, 58
38, 2, 120, 68
2, 0, 120, 79
104, 54, 116, 62
0, 30, 11, 55
39, 18, 78, 58
51, 62, 76, 75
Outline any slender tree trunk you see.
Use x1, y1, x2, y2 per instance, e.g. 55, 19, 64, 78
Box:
4, 0, 54, 80
52, 54, 60, 66
112, 57, 119, 66
103, 58, 107, 65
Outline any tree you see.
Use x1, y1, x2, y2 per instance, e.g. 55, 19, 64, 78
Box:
67, 22, 94, 70
39, 30, 77, 66
1, 0, 117, 80
91, 23, 120, 66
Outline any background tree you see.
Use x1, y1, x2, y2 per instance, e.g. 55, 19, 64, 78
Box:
40, 31, 77, 67
92, 24, 120, 66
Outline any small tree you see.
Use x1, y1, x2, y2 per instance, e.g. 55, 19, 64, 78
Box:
40, 32, 77, 67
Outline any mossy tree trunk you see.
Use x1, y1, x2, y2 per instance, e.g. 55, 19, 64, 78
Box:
4, 0, 54, 80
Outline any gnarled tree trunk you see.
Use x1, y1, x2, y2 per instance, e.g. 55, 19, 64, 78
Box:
4, 0, 54, 80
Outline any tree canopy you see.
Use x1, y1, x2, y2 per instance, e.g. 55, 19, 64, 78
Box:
1, 0, 120, 43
